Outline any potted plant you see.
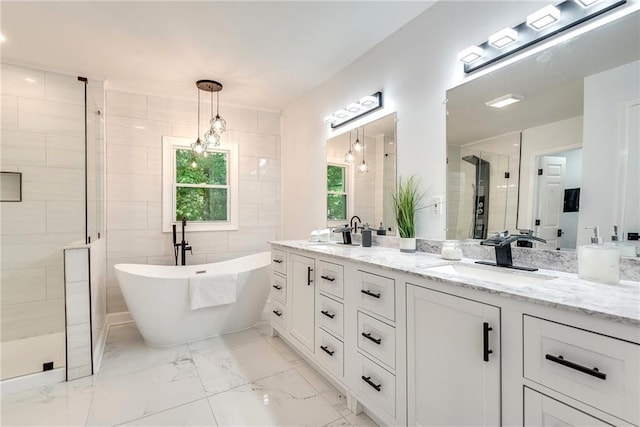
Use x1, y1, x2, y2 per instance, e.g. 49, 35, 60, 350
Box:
392, 175, 424, 253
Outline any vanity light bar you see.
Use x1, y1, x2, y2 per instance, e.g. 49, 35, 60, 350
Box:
527, 5, 561, 30
325, 92, 383, 129
488, 28, 519, 49
460, 0, 626, 73
485, 94, 524, 108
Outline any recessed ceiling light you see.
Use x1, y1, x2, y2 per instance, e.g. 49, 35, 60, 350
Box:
457, 45, 484, 64
574, 0, 600, 7
527, 5, 561, 31
488, 28, 518, 49
485, 94, 524, 108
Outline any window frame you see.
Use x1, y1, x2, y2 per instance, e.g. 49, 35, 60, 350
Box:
162, 136, 238, 232
326, 161, 352, 226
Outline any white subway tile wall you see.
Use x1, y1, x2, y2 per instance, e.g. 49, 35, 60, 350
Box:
105, 90, 282, 313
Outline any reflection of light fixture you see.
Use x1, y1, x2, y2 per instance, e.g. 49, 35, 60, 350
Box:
192, 80, 225, 155
527, 5, 561, 30
353, 127, 363, 152
358, 126, 368, 173
485, 94, 524, 108
488, 28, 518, 49
325, 92, 383, 129
344, 130, 355, 163
457, 45, 484, 64
574, 0, 600, 7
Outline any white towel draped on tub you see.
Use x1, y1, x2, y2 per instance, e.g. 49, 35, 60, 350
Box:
189, 272, 238, 310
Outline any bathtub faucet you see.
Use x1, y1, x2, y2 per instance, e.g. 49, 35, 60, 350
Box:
172, 217, 192, 266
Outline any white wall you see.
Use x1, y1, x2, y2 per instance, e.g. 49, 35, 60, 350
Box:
105, 90, 282, 313
580, 60, 640, 245
280, 1, 548, 240
0, 63, 87, 379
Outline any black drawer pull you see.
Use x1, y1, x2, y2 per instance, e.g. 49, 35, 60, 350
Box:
321, 310, 335, 319
320, 345, 335, 356
321, 275, 336, 282
272, 285, 282, 290
361, 289, 381, 299
545, 354, 607, 380
483, 322, 493, 362
361, 332, 382, 345
272, 259, 283, 264
272, 310, 282, 317
361, 375, 381, 392
307, 266, 313, 286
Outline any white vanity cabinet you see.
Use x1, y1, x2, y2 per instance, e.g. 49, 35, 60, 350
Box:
406, 284, 501, 427
289, 253, 316, 352
270, 250, 287, 330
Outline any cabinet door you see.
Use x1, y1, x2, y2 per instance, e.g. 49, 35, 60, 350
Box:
289, 254, 315, 352
407, 284, 501, 427
524, 387, 613, 426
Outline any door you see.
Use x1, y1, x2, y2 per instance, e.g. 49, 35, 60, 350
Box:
535, 156, 566, 249
289, 253, 315, 352
407, 284, 501, 427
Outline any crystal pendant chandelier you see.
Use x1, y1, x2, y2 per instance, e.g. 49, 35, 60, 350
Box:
192, 80, 225, 155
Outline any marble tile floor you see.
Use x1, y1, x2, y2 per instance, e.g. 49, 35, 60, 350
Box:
1, 321, 378, 427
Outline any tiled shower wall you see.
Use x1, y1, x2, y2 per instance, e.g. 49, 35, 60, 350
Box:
1, 64, 86, 379
105, 90, 282, 313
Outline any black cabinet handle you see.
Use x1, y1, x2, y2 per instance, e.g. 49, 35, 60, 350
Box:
307, 266, 313, 285
321, 310, 335, 319
361, 332, 382, 345
272, 310, 282, 317
545, 354, 607, 380
483, 322, 493, 362
321, 275, 336, 282
272, 285, 282, 290
361, 289, 381, 299
320, 345, 335, 356
272, 259, 283, 264
361, 375, 381, 392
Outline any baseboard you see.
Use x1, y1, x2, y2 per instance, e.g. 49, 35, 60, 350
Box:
93, 311, 133, 372
0, 368, 65, 398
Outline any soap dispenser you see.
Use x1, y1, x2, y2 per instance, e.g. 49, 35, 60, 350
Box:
362, 223, 372, 247
578, 226, 620, 284
608, 225, 638, 257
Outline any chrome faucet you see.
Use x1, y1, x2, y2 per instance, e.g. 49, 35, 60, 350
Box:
172, 217, 192, 266
476, 230, 546, 271
349, 215, 362, 234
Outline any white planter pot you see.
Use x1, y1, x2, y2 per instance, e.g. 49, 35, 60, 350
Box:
400, 237, 416, 253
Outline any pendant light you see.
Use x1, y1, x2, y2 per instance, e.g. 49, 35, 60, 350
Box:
192, 80, 224, 156
191, 85, 206, 155
210, 90, 227, 135
353, 127, 363, 152
344, 130, 355, 163
358, 126, 368, 173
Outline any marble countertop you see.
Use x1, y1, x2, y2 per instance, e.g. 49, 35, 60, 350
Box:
271, 240, 640, 326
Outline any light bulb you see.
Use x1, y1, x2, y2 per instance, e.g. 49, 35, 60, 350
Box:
345, 150, 354, 163
204, 130, 219, 146
192, 139, 204, 154
353, 139, 362, 152
211, 115, 227, 134
358, 161, 368, 173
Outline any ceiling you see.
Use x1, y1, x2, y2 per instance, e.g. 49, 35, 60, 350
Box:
446, 10, 640, 146
0, 1, 433, 111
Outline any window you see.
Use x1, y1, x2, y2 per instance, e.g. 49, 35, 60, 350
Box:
163, 136, 238, 232
327, 164, 348, 221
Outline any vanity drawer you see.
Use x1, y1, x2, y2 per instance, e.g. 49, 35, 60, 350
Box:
524, 387, 612, 426
317, 260, 344, 300
271, 249, 287, 276
270, 273, 286, 303
358, 271, 395, 322
317, 328, 344, 378
358, 311, 395, 370
318, 294, 344, 339
271, 301, 286, 329
524, 315, 640, 425
356, 353, 396, 419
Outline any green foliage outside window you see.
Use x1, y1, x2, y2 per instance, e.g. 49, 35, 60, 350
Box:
327, 165, 347, 221
175, 149, 228, 221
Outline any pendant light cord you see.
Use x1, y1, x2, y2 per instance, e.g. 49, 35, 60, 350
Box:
197, 89, 201, 139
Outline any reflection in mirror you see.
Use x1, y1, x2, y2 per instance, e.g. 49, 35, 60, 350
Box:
446, 10, 640, 253
326, 113, 397, 234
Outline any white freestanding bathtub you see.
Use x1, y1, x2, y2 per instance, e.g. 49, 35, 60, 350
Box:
114, 252, 271, 347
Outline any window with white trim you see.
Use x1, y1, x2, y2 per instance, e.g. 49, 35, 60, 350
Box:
327, 163, 348, 222
162, 136, 238, 232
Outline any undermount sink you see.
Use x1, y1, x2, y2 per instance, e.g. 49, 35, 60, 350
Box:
427, 264, 556, 286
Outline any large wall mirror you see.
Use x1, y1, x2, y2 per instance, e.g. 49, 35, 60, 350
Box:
326, 113, 397, 234
446, 10, 639, 253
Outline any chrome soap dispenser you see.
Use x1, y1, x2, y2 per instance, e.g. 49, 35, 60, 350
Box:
578, 226, 620, 284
